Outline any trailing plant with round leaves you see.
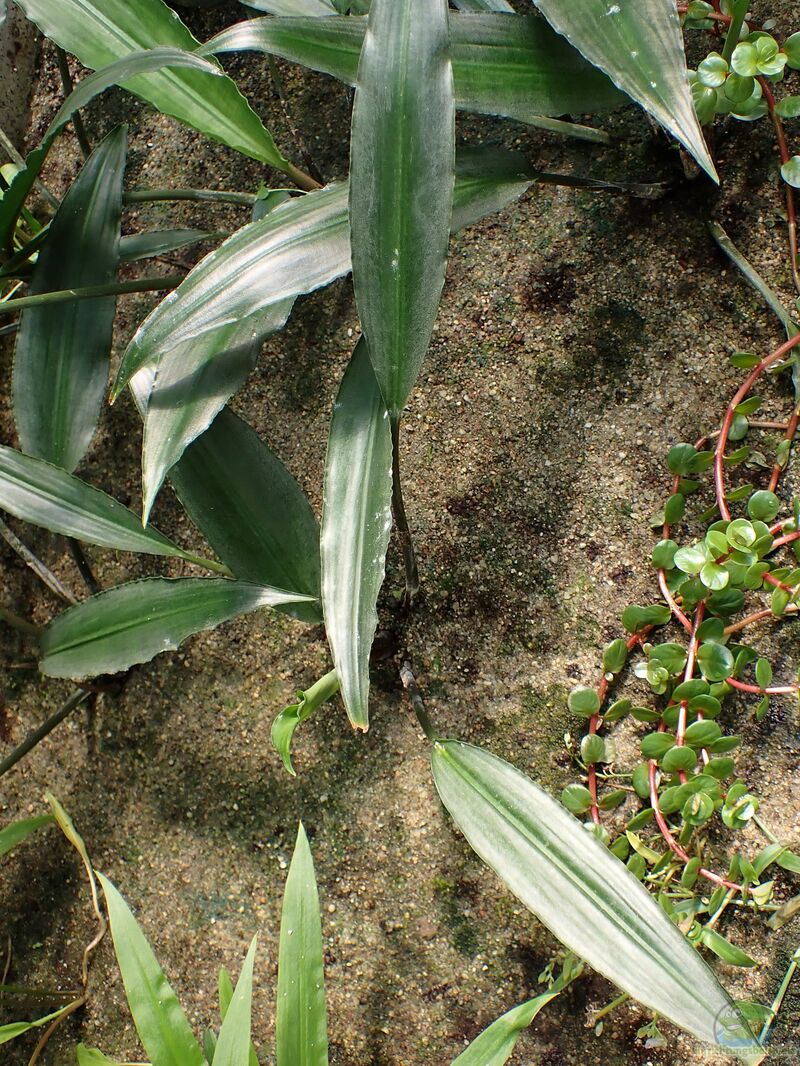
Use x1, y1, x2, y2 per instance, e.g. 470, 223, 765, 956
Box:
2, 0, 800, 1060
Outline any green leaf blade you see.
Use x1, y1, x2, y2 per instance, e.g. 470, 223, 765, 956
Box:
320, 341, 392, 730
0, 814, 54, 859
98, 873, 205, 1066
12, 125, 126, 471
202, 15, 624, 123
13, 0, 285, 166
168, 408, 322, 622
450, 991, 558, 1066
113, 183, 351, 398
431, 740, 760, 1053
0, 445, 193, 560
213, 938, 257, 1066
349, 0, 455, 415
40, 578, 314, 679
276, 824, 328, 1066
529, 0, 717, 179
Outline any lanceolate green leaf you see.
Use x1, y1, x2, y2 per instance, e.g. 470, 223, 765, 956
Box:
0, 49, 225, 252
529, 0, 717, 180
134, 321, 269, 522
0, 1006, 73, 1046
202, 14, 623, 130
450, 991, 559, 1066
320, 341, 391, 730
12, 126, 125, 471
452, 0, 513, 10
349, 0, 454, 415
0, 814, 53, 859
40, 578, 314, 679
117, 153, 534, 502
168, 407, 322, 622
120, 229, 218, 262
276, 824, 328, 1066
0, 446, 207, 564
431, 741, 760, 1054
244, 0, 336, 12
213, 937, 257, 1066
13, 0, 286, 167
98, 873, 205, 1066
112, 184, 350, 397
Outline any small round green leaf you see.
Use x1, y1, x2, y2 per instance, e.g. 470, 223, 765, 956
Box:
697, 642, 734, 682
568, 686, 601, 717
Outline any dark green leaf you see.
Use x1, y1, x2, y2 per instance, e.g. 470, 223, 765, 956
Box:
0, 445, 209, 564
244, 0, 337, 12
529, 0, 716, 179
120, 228, 218, 262
14, 0, 285, 166
169, 408, 321, 620
40, 578, 314, 679
276, 824, 328, 1066
98, 873, 205, 1066
320, 341, 392, 730
12, 126, 126, 471
0, 48, 226, 250
201, 14, 624, 128
432, 741, 758, 1050
349, 0, 454, 416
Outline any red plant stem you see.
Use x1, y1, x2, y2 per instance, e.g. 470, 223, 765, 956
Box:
648, 761, 742, 891
587, 632, 645, 824
772, 529, 800, 550
714, 334, 800, 519
759, 77, 800, 295
726, 677, 798, 695
724, 605, 798, 634
769, 408, 800, 493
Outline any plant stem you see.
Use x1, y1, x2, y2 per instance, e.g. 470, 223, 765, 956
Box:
0, 515, 77, 603
390, 416, 420, 607
0, 605, 40, 637
708, 220, 800, 339
714, 333, 800, 520
0, 274, 184, 313
124, 187, 257, 207
283, 160, 323, 193
759, 946, 800, 1046
66, 538, 100, 595
400, 662, 437, 742
592, 991, 630, 1023
182, 553, 234, 577
0, 689, 91, 778
54, 47, 91, 160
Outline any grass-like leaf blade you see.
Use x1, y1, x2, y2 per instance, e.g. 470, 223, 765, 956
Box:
320, 341, 391, 730
0, 447, 200, 561
0, 814, 53, 859
0, 48, 224, 251
202, 14, 623, 134
350, 0, 454, 416
529, 0, 716, 180
452, 0, 513, 10
450, 990, 559, 1066
212, 937, 257, 1066
13, 0, 285, 167
168, 407, 322, 622
0, 1006, 73, 1046
40, 578, 315, 679
98, 872, 205, 1066
431, 740, 761, 1055
12, 126, 126, 471
276, 824, 328, 1066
